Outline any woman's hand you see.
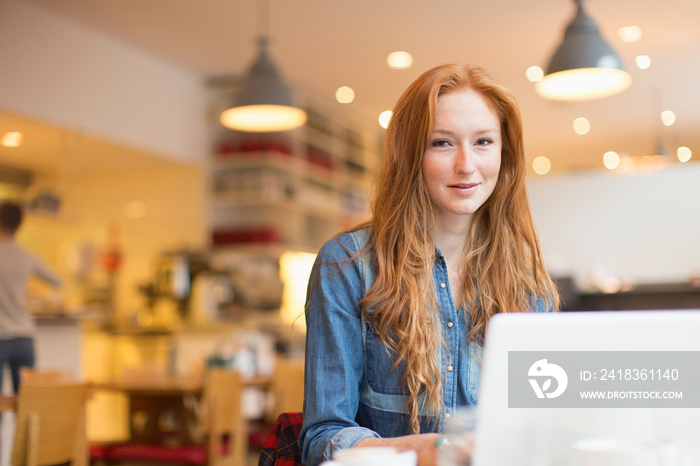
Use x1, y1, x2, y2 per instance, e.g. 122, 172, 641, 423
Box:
356, 433, 443, 466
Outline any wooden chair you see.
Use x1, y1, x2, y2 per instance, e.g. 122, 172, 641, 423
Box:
16, 369, 91, 465
11, 381, 90, 466
266, 359, 304, 425
108, 368, 247, 466
19, 368, 72, 384
249, 358, 304, 450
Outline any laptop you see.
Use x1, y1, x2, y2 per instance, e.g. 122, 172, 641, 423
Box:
472, 310, 700, 466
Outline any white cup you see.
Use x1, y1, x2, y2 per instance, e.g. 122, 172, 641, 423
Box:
322, 447, 417, 466
574, 437, 681, 466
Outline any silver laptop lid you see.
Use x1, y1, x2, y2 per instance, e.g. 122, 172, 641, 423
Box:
473, 310, 700, 466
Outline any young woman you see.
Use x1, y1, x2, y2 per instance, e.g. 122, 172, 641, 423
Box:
300, 64, 559, 466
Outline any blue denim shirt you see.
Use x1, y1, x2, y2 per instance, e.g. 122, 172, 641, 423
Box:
300, 228, 549, 466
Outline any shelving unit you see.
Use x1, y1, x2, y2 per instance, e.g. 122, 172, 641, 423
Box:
206, 81, 381, 255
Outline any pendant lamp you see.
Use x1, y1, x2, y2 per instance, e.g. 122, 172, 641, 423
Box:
536, 0, 631, 101
220, 2, 306, 132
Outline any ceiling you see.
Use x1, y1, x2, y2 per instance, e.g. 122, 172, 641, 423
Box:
0, 111, 174, 178
4, 0, 700, 176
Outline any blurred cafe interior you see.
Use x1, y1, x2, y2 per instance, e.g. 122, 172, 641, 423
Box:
1, 0, 700, 464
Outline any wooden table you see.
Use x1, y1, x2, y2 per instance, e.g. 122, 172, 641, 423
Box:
93, 374, 270, 394
93, 375, 203, 445
93, 376, 202, 396
92, 373, 271, 445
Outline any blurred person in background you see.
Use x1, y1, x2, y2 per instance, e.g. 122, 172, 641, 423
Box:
0, 201, 62, 393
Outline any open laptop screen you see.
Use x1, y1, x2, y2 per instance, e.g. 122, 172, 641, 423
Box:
473, 310, 700, 466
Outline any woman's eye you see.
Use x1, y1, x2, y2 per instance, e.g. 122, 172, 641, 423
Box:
431, 139, 450, 147
475, 138, 492, 146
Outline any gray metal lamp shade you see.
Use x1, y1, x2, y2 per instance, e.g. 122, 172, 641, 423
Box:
220, 37, 307, 132
536, 0, 631, 101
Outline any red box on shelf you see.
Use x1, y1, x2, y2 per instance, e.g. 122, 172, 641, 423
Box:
212, 227, 281, 245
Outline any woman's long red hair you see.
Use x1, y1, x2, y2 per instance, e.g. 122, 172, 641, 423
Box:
358, 64, 559, 433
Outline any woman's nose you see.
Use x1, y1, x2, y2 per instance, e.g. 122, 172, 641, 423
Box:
454, 147, 476, 174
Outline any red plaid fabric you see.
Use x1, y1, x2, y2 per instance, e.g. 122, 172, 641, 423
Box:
258, 412, 303, 466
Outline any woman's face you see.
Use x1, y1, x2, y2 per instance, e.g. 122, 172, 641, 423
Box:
421, 87, 502, 231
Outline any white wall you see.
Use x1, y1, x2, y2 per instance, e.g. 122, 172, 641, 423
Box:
0, 0, 207, 165
527, 163, 700, 288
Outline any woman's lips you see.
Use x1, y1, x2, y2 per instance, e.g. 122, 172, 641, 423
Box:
448, 182, 479, 193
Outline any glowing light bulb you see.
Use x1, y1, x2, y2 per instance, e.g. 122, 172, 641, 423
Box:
603, 151, 620, 170
526, 66, 544, 82
573, 117, 590, 135
618, 25, 642, 43
378, 111, 393, 129
677, 146, 692, 163
387, 51, 413, 69
532, 156, 552, 175
1, 132, 23, 148
335, 86, 355, 104
661, 110, 676, 126
635, 55, 651, 70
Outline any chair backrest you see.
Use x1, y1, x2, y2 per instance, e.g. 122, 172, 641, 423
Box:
266, 358, 304, 424
11, 381, 90, 466
19, 368, 72, 384
201, 369, 246, 466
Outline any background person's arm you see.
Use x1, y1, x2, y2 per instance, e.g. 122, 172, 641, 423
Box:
32, 255, 62, 287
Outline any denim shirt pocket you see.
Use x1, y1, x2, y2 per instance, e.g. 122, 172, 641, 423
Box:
364, 319, 406, 395
467, 341, 483, 404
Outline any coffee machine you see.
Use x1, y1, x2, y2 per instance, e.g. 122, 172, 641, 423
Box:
137, 249, 231, 328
